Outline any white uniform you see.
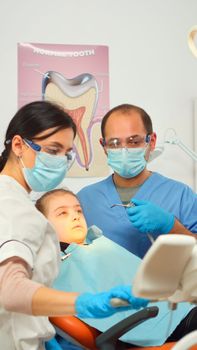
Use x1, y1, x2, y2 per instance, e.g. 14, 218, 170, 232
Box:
0, 175, 60, 350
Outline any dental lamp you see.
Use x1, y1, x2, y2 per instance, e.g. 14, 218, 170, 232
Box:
133, 234, 197, 350
149, 128, 197, 163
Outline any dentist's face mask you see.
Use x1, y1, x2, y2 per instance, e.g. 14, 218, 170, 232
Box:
104, 134, 150, 178
21, 139, 75, 192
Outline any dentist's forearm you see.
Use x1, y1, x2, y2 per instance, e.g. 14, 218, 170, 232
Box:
0, 257, 79, 316
169, 218, 196, 238
32, 286, 79, 316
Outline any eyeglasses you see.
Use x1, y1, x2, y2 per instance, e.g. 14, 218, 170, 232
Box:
24, 138, 75, 162
101, 134, 151, 149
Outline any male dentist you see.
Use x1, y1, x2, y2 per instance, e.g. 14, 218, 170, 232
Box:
78, 104, 197, 258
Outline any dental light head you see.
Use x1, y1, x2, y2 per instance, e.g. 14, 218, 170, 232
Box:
133, 234, 197, 304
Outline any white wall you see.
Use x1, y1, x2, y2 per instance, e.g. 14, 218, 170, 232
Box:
1, 0, 197, 192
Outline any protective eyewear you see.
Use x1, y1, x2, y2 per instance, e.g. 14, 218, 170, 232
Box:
101, 134, 151, 149
24, 138, 75, 162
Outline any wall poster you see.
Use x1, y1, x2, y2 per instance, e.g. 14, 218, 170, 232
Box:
18, 43, 109, 177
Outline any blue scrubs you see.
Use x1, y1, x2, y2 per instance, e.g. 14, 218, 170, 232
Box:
78, 172, 197, 258
53, 230, 193, 347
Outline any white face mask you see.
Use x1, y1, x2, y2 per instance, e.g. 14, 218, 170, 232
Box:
107, 147, 147, 178
21, 150, 75, 192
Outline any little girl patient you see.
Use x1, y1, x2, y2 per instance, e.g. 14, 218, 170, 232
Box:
35, 189, 143, 298
36, 189, 192, 349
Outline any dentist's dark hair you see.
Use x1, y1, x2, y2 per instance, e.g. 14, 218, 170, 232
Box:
101, 104, 153, 138
0, 100, 76, 171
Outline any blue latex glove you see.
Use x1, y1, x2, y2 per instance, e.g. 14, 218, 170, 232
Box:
45, 337, 62, 350
126, 198, 175, 234
75, 285, 149, 318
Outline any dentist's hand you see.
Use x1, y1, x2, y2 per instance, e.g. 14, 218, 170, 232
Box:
126, 198, 175, 234
75, 285, 149, 318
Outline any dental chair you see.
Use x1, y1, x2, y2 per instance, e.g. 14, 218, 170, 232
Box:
50, 234, 197, 350
50, 307, 176, 350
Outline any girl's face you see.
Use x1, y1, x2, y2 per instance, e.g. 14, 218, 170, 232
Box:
47, 193, 88, 244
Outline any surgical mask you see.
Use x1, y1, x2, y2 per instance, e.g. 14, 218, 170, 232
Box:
107, 147, 147, 178
21, 150, 75, 192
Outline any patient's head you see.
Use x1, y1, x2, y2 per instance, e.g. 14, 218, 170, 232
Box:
36, 189, 87, 244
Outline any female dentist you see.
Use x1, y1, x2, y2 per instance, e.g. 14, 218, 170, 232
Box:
0, 101, 148, 350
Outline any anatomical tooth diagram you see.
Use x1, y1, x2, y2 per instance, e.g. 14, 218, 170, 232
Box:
42, 71, 108, 177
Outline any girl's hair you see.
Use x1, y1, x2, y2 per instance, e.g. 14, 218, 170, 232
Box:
0, 100, 77, 171
35, 188, 78, 216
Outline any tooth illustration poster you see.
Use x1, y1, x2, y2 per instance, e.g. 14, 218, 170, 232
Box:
18, 43, 109, 177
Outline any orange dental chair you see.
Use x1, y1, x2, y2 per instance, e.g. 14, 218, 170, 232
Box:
50, 306, 177, 350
